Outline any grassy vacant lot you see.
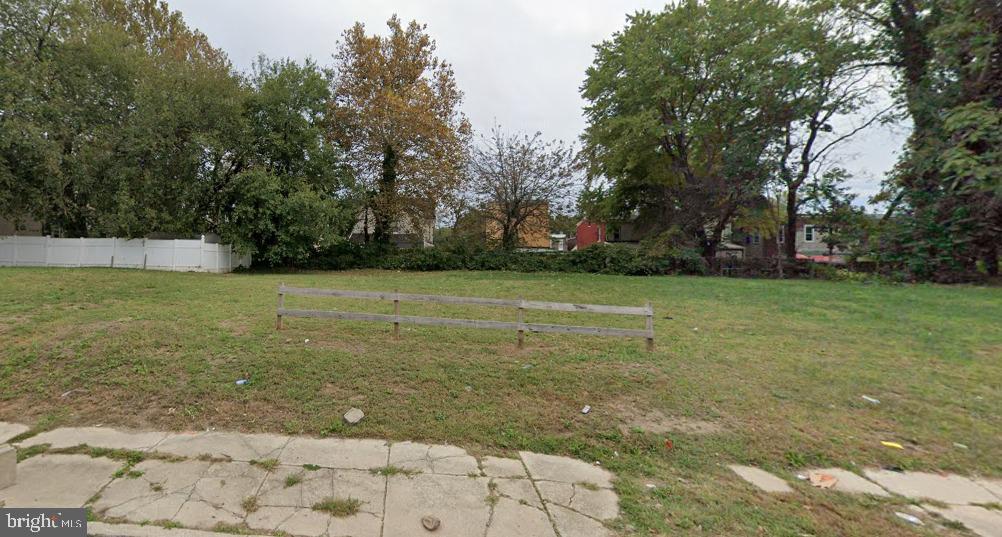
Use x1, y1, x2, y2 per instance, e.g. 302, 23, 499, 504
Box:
1, 268, 1000, 536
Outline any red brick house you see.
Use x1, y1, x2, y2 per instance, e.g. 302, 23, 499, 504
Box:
575, 219, 606, 249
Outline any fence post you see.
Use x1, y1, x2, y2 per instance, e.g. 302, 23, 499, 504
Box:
199, 235, 205, 271
393, 289, 401, 339
645, 301, 654, 352
276, 283, 285, 330
77, 237, 84, 267
517, 296, 525, 349
110, 237, 116, 268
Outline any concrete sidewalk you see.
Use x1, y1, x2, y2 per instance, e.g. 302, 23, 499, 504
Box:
0, 424, 619, 537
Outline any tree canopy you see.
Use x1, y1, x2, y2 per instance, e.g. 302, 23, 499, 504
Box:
582, 0, 801, 258
329, 16, 470, 244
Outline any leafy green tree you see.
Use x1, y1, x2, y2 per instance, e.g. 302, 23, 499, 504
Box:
855, 0, 1001, 279
581, 0, 800, 259
776, 2, 888, 258
0, 0, 245, 237
219, 57, 356, 266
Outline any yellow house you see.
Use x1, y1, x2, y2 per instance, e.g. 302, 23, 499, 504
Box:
485, 202, 551, 249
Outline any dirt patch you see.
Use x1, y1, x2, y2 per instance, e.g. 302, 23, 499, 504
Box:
609, 399, 723, 435
219, 318, 252, 337
0, 315, 31, 336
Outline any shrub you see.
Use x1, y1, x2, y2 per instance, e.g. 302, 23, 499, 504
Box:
309, 242, 707, 276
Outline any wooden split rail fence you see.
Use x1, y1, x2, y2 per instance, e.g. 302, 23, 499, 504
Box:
276, 285, 655, 351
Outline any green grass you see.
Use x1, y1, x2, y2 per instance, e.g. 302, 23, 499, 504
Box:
1, 267, 1000, 536
369, 465, 419, 477
249, 458, 279, 471
311, 497, 362, 517
284, 473, 303, 487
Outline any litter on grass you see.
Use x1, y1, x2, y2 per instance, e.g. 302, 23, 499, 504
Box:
894, 512, 923, 526
581, 405, 591, 414
861, 395, 880, 404
808, 472, 838, 489
235, 379, 250, 386
881, 441, 904, 449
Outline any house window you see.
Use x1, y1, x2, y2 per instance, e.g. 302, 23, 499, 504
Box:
752, 233, 760, 245
805, 225, 815, 242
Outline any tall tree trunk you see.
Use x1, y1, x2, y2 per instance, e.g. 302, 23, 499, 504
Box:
785, 186, 799, 259
700, 227, 721, 261
500, 212, 518, 250
374, 144, 397, 245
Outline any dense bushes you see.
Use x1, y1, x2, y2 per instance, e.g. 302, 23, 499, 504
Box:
308, 242, 709, 276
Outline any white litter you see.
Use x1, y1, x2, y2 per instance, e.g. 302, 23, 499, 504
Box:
862, 395, 880, 404
581, 405, 591, 414
894, 512, 923, 526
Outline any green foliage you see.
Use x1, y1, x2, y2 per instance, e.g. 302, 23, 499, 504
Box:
0, 0, 246, 237
311, 242, 707, 276
220, 170, 344, 267
219, 57, 356, 266
0, 2, 355, 267
869, 0, 1001, 280
581, 0, 801, 257
803, 168, 870, 256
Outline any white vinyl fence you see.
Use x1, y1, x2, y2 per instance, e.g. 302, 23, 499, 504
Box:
0, 236, 251, 273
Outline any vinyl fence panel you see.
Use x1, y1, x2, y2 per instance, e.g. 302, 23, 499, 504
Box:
0, 235, 250, 273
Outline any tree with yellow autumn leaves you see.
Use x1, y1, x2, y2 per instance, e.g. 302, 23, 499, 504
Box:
329, 16, 471, 245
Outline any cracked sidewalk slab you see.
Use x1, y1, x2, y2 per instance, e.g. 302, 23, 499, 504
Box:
17, 427, 168, 452
0, 424, 620, 537
388, 441, 479, 476
0, 421, 29, 443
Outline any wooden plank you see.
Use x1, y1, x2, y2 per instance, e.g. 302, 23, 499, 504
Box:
276, 284, 285, 330
645, 301, 654, 352
281, 286, 649, 316
517, 302, 649, 314
278, 308, 521, 331
517, 296, 525, 349
280, 286, 518, 307
522, 322, 650, 338
279, 308, 649, 339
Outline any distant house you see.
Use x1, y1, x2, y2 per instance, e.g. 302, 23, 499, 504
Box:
550, 233, 567, 251
574, 218, 643, 250
575, 215, 846, 262
575, 219, 606, 249
485, 202, 551, 249
350, 207, 434, 249
732, 216, 847, 263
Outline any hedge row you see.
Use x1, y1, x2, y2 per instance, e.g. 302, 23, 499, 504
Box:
308, 243, 709, 276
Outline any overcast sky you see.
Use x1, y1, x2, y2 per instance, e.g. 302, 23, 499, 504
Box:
168, 0, 908, 205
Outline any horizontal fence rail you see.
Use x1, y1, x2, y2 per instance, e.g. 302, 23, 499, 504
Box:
276, 285, 655, 351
